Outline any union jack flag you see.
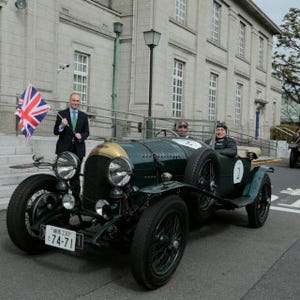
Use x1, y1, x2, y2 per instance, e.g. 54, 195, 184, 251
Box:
15, 85, 50, 141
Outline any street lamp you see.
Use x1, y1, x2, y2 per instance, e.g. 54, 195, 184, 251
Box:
143, 29, 161, 138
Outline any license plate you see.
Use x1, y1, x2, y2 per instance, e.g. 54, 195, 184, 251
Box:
45, 225, 77, 251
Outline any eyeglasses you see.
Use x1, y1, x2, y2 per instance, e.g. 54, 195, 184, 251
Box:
178, 125, 187, 129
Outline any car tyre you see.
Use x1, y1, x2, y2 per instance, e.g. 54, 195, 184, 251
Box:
246, 174, 271, 228
130, 195, 189, 290
289, 149, 298, 168
6, 174, 58, 254
183, 148, 219, 225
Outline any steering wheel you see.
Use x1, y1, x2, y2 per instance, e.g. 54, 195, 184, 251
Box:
155, 129, 179, 137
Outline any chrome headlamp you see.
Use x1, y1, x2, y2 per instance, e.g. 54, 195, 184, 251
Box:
54, 151, 80, 180
107, 157, 132, 187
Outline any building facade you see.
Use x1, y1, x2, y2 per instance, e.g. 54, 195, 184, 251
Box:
0, 0, 282, 139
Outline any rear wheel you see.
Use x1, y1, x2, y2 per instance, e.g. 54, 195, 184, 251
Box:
289, 149, 298, 168
130, 195, 189, 289
6, 174, 66, 254
246, 174, 271, 228
183, 148, 219, 225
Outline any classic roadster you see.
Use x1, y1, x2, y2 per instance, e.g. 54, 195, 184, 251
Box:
6, 137, 272, 289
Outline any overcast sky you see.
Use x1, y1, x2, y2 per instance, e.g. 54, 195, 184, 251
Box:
252, 0, 300, 25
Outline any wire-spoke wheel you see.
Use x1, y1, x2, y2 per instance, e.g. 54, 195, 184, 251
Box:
246, 174, 271, 228
130, 195, 188, 289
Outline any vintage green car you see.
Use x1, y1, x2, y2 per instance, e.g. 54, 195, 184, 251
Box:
6, 137, 272, 289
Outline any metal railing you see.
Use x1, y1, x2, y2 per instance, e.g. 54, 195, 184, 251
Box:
0, 92, 278, 156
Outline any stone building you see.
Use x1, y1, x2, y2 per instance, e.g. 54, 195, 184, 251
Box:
0, 0, 282, 139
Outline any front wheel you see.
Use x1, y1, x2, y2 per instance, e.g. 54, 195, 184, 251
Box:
246, 174, 271, 228
6, 174, 61, 254
130, 195, 189, 289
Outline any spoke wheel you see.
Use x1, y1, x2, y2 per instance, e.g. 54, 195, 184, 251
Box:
246, 174, 271, 228
184, 148, 219, 225
130, 195, 188, 289
6, 174, 63, 254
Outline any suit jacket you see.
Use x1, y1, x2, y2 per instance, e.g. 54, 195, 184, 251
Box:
53, 108, 90, 159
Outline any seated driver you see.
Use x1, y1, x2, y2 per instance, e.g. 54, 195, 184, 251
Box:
206, 122, 237, 158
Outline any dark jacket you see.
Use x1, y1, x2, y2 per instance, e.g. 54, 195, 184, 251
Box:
206, 136, 237, 158
214, 136, 237, 157
53, 108, 89, 159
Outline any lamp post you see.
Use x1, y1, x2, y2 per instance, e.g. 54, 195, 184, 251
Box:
143, 29, 161, 138
112, 22, 123, 138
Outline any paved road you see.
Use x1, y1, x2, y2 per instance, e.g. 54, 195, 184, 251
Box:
0, 160, 299, 300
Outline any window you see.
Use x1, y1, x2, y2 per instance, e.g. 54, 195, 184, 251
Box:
175, 0, 186, 25
73, 51, 89, 110
211, 1, 221, 44
172, 59, 184, 118
208, 73, 218, 121
235, 83, 243, 125
258, 37, 264, 68
238, 22, 246, 58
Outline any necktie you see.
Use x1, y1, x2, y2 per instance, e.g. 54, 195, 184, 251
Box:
72, 111, 77, 129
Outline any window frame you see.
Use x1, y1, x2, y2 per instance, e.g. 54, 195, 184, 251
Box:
73, 51, 89, 111
235, 82, 243, 125
238, 21, 246, 58
211, 1, 221, 44
172, 59, 185, 118
208, 72, 218, 121
175, 0, 187, 25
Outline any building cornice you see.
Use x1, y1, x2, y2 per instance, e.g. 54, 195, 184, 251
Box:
232, 0, 281, 35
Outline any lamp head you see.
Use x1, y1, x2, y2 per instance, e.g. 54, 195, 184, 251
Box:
15, 0, 26, 9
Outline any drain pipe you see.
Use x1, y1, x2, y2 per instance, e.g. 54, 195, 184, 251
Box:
112, 22, 123, 138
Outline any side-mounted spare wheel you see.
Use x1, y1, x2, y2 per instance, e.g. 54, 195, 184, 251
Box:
246, 174, 271, 228
183, 147, 219, 225
130, 195, 189, 290
6, 174, 60, 254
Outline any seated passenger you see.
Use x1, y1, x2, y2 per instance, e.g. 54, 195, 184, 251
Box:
176, 120, 190, 138
206, 122, 237, 158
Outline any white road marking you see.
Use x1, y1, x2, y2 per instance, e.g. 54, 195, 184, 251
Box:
278, 199, 300, 208
271, 195, 300, 214
280, 188, 300, 196
270, 206, 300, 214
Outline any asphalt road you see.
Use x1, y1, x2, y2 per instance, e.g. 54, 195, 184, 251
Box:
0, 160, 299, 300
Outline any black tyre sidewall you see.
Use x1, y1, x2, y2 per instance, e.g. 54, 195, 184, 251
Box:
6, 174, 57, 254
246, 174, 271, 228
183, 148, 219, 224
130, 195, 189, 290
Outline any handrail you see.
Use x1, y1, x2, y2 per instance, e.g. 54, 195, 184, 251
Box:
0, 92, 279, 156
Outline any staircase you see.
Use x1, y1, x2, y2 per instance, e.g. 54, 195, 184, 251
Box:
0, 134, 102, 211
0, 134, 53, 210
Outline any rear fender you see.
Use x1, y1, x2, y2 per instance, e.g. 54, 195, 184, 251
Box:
241, 165, 272, 199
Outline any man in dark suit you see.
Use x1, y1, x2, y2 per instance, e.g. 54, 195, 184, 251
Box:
53, 92, 89, 161
54, 92, 89, 196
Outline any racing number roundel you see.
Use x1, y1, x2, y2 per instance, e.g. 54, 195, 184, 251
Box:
233, 160, 244, 184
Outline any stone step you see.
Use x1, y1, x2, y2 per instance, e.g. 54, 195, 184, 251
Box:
0, 145, 33, 155
0, 184, 17, 199
0, 198, 9, 211
0, 154, 34, 164
0, 170, 52, 186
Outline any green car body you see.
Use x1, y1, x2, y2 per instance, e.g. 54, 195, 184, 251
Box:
6, 137, 272, 290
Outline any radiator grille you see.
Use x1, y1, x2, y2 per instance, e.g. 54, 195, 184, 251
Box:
82, 155, 111, 210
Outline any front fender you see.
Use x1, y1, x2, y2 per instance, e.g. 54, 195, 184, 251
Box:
241, 165, 272, 199
139, 181, 196, 195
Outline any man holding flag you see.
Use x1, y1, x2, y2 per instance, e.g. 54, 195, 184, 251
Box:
53, 92, 89, 197
15, 84, 50, 140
